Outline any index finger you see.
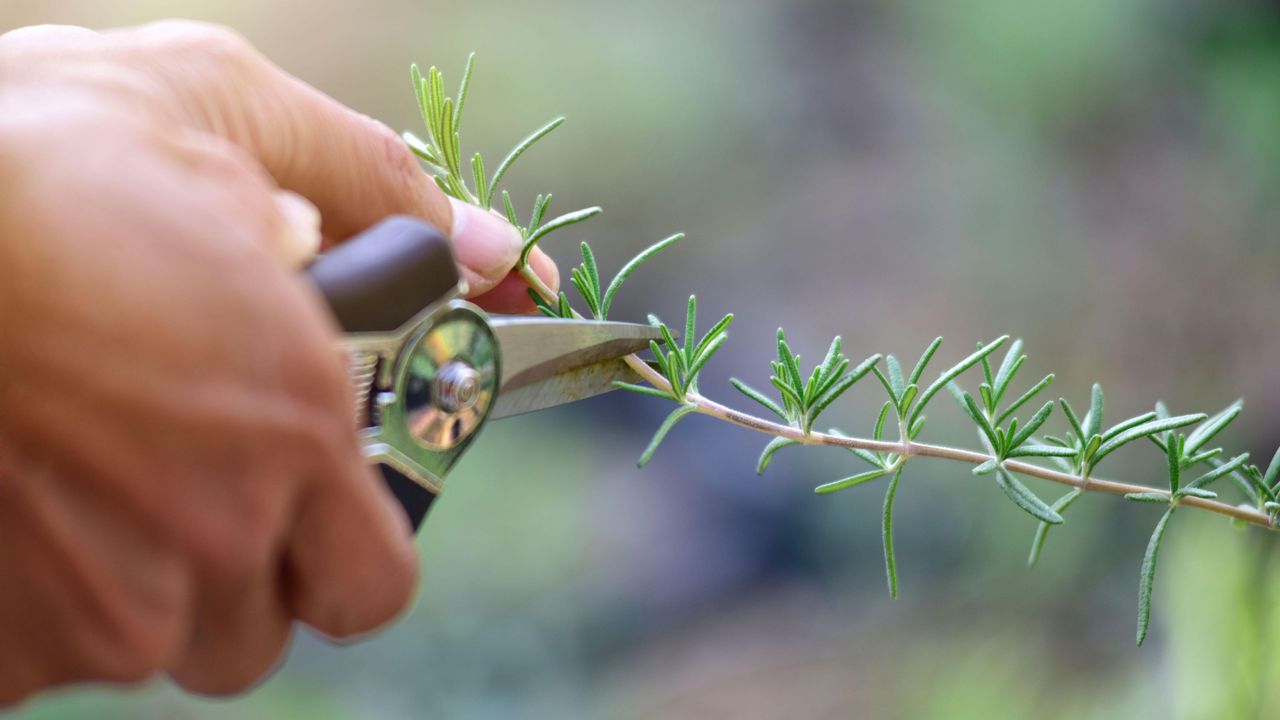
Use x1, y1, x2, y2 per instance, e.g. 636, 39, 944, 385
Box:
125, 22, 450, 243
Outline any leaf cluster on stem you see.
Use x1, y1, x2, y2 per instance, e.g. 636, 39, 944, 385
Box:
405, 54, 1279, 647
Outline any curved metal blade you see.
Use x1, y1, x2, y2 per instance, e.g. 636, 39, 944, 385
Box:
489, 316, 660, 391
489, 357, 647, 419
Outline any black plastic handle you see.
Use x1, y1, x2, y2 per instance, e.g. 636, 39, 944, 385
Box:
380, 466, 437, 531
305, 216, 460, 529
306, 215, 459, 334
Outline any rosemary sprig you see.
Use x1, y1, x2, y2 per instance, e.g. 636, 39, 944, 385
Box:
404, 53, 601, 264
405, 54, 1280, 647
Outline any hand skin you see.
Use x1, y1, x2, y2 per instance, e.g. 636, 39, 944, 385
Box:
0, 21, 559, 703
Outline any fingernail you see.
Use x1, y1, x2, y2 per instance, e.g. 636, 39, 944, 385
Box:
272, 190, 322, 268
448, 198, 521, 295
527, 246, 561, 295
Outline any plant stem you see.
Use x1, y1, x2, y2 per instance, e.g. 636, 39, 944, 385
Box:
516, 266, 1274, 530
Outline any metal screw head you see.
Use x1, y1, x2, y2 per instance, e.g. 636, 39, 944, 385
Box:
434, 361, 481, 413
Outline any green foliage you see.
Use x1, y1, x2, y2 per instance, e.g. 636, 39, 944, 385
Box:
641, 296, 733, 402
565, 234, 686, 320
636, 404, 697, 468
905, 336, 1009, 429
731, 332, 879, 435
1136, 506, 1175, 646
407, 53, 1280, 650
882, 467, 905, 599
406, 55, 602, 264
1234, 447, 1280, 523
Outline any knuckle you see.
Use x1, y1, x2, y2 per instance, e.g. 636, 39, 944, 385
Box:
184, 519, 275, 584
162, 458, 292, 585
144, 20, 258, 66
184, 138, 266, 190
90, 600, 184, 684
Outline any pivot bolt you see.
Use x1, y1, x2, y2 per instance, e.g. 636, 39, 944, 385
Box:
434, 361, 481, 413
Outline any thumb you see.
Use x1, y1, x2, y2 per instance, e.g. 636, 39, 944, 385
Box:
446, 198, 523, 296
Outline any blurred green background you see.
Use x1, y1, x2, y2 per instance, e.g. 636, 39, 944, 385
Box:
4, 0, 1280, 717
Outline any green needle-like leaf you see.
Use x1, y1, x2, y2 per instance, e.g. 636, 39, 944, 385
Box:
909, 336, 1009, 427
1102, 412, 1160, 443
871, 366, 899, 404
808, 374, 858, 431
683, 296, 697, 360
403, 131, 442, 167
692, 314, 735, 361
486, 116, 566, 204
1007, 400, 1054, 450
501, 190, 520, 227
908, 337, 943, 387
816, 337, 845, 385
973, 459, 999, 475
1137, 507, 1176, 646
886, 355, 906, 398
1166, 435, 1180, 493
979, 384, 995, 414
521, 207, 603, 266
1092, 414, 1208, 469
1125, 492, 1171, 503
1006, 444, 1078, 458
528, 193, 551, 232
452, 53, 475, 130
580, 242, 600, 297
882, 466, 904, 599
471, 152, 489, 207
992, 339, 1025, 400
730, 378, 787, 421
910, 422, 927, 444
757, 437, 798, 474
1082, 435, 1102, 465
1027, 489, 1082, 565
996, 469, 1064, 524
777, 330, 804, 392
637, 405, 697, 467
815, 467, 891, 494
873, 400, 892, 441
1184, 400, 1244, 457
1058, 398, 1085, 447
997, 373, 1055, 426
961, 392, 1001, 453
771, 376, 804, 414
1264, 447, 1280, 489
685, 334, 728, 385
897, 384, 919, 415
1184, 448, 1223, 467
1175, 487, 1218, 500
848, 449, 885, 469
1187, 453, 1249, 490
613, 381, 674, 401
1083, 383, 1105, 442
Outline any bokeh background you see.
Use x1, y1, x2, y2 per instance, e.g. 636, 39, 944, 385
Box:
5, 0, 1280, 717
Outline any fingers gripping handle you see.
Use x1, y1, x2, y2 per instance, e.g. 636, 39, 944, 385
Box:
306, 215, 459, 334
305, 216, 463, 530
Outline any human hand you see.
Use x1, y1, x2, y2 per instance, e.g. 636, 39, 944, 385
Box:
0, 20, 554, 703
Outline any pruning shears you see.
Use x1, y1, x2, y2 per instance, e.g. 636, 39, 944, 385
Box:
305, 216, 660, 530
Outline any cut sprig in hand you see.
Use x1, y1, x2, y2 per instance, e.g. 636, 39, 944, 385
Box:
404, 53, 1280, 647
